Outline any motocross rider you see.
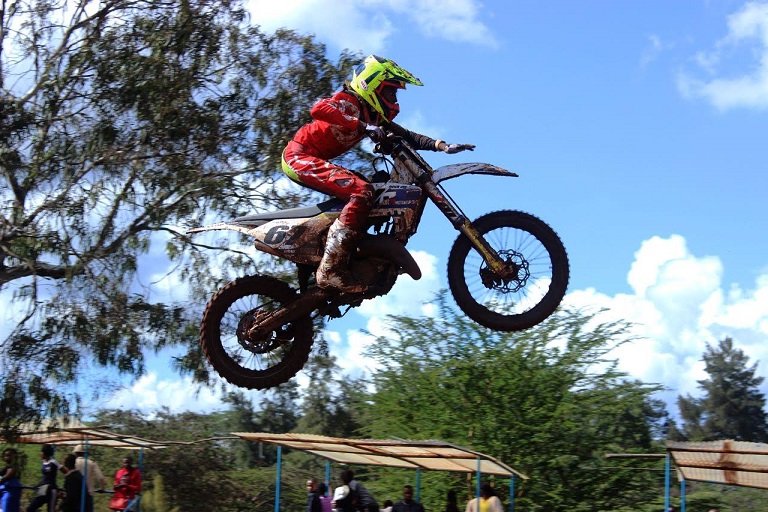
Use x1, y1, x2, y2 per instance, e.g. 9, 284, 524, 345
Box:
282, 54, 475, 293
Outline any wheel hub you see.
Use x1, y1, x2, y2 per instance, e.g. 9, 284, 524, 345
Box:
237, 309, 291, 354
479, 250, 530, 292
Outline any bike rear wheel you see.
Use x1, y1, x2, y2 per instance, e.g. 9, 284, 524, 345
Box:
447, 210, 569, 332
200, 275, 314, 389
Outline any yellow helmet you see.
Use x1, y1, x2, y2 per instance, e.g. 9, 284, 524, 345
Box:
349, 55, 423, 121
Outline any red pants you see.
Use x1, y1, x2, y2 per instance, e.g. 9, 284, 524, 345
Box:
282, 142, 374, 230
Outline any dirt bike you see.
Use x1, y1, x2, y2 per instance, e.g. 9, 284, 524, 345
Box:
189, 130, 570, 390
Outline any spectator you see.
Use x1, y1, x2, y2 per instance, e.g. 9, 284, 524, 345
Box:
71, 444, 105, 512
0, 447, 23, 512
59, 454, 82, 512
444, 490, 460, 512
306, 478, 322, 512
108, 456, 141, 511
26, 444, 61, 512
318, 482, 333, 512
465, 483, 503, 512
381, 500, 394, 512
392, 485, 424, 512
340, 469, 379, 512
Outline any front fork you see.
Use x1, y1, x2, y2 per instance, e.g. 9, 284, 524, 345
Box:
422, 180, 513, 279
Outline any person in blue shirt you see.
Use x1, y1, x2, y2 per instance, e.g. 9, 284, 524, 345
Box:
0, 447, 23, 512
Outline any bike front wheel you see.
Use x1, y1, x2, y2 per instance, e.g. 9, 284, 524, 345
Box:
447, 210, 570, 332
200, 275, 314, 389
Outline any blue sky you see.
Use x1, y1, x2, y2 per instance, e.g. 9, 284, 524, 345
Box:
79, 0, 768, 418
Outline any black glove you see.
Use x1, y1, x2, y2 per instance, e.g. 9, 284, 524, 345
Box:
364, 124, 385, 142
444, 143, 475, 154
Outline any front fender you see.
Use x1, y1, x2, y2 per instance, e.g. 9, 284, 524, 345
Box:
357, 234, 421, 280
432, 162, 518, 184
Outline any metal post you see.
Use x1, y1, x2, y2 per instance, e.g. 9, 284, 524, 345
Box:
80, 440, 89, 512
475, 458, 482, 511
509, 475, 515, 512
664, 452, 671, 511
415, 468, 422, 502
274, 445, 282, 512
325, 460, 331, 496
680, 478, 686, 512
137, 448, 144, 512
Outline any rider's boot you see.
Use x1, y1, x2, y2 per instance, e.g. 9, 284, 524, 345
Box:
316, 219, 366, 294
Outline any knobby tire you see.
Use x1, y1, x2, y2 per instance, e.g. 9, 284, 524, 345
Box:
447, 210, 570, 332
200, 275, 314, 389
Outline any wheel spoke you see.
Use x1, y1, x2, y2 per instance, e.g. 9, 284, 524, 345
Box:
464, 227, 553, 315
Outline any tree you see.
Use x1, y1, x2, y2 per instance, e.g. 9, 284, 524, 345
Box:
295, 350, 364, 438
93, 407, 242, 511
137, 474, 180, 512
357, 297, 669, 512
222, 390, 263, 468
0, 0, 359, 431
678, 337, 768, 442
90, 402, 316, 512
248, 381, 301, 465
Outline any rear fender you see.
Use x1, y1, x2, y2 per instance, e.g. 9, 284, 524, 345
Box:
187, 197, 344, 235
187, 220, 266, 236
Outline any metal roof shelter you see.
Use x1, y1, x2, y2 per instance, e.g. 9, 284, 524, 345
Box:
6, 424, 173, 451
232, 432, 527, 512
606, 442, 768, 510
4, 427, 523, 512
667, 440, 768, 490
232, 432, 526, 478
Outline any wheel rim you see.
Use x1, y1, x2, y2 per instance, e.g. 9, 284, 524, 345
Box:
463, 225, 554, 316
220, 293, 300, 374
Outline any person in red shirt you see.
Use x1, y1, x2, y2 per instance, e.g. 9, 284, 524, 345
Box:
283, 54, 474, 292
108, 457, 141, 511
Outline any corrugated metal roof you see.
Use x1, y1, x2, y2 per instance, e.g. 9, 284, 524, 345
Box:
232, 432, 527, 479
667, 440, 768, 489
2, 425, 174, 450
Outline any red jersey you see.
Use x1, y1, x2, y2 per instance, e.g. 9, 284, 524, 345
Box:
292, 90, 369, 160
113, 467, 141, 499
290, 89, 440, 159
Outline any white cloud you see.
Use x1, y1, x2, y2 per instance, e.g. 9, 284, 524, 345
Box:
107, 372, 226, 417
678, 1, 768, 110
395, 0, 499, 47
566, 234, 768, 413
244, 0, 497, 52
247, 0, 393, 52
356, 250, 440, 319
640, 34, 664, 68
